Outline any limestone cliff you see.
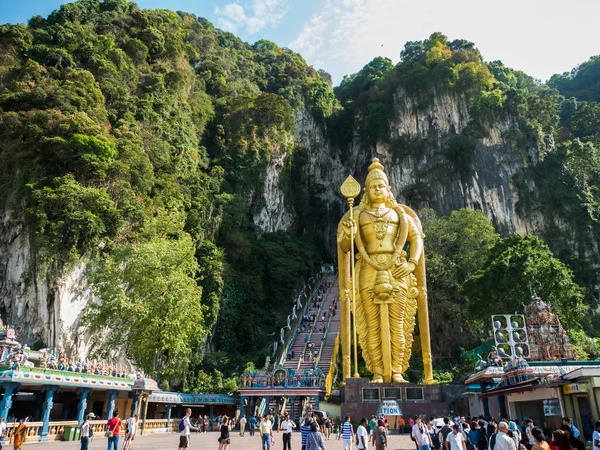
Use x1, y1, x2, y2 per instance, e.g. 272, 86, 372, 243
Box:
261, 87, 544, 243
0, 207, 92, 357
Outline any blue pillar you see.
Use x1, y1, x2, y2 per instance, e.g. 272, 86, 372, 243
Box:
40, 386, 59, 442
0, 382, 19, 421
314, 395, 319, 410
209, 405, 215, 431
0, 383, 19, 447
264, 396, 271, 416
166, 405, 173, 431
290, 397, 296, 422
239, 396, 246, 419
106, 390, 118, 420
76, 388, 92, 424
130, 392, 139, 417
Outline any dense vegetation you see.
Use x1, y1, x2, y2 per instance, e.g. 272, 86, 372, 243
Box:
1, 1, 599, 388
0, 0, 332, 387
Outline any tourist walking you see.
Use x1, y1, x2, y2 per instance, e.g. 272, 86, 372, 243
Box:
239, 415, 247, 437
341, 416, 355, 450
0, 417, 6, 449
280, 413, 296, 450
218, 416, 231, 450
413, 416, 432, 450
78, 412, 94, 450
106, 411, 122, 450
250, 416, 257, 436
446, 425, 467, 450
357, 417, 369, 450
306, 421, 327, 450
494, 422, 516, 450
300, 417, 313, 450
122, 413, 138, 450
530, 427, 550, 450
178, 408, 199, 450
12, 419, 27, 450
373, 418, 388, 450
260, 414, 273, 450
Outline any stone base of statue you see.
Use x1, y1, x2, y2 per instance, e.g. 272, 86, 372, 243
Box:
341, 377, 463, 421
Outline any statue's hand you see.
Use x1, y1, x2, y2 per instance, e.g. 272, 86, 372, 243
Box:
342, 218, 357, 237
392, 261, 415, 278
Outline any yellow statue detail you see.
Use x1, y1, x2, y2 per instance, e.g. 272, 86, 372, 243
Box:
337, 158, 434, 384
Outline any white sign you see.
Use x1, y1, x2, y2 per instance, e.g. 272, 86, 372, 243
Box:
377, 400, 402, 416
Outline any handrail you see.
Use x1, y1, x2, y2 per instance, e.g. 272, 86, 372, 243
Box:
296, 278, 334, 370
325, 332, 341, 397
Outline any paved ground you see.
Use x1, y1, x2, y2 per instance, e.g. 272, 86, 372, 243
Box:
23, 431, 416, 449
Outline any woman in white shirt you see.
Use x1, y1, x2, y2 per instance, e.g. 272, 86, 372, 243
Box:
122, 413, 138, 450
412, 417, 433, 450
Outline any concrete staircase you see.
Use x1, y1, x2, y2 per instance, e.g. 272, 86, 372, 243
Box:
282, 275, 340, 380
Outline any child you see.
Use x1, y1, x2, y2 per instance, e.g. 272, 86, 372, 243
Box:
334, 421, 340, 440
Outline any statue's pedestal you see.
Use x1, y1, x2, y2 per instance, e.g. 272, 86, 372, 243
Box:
341, 377, 465, 422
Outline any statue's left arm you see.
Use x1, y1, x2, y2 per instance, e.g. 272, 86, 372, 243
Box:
392, 213, 423, 278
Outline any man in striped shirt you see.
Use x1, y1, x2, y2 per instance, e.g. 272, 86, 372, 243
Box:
300, 417, 312, 450
342, 415, 355, 450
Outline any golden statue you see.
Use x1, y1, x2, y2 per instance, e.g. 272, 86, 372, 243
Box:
337, 158, 434, 384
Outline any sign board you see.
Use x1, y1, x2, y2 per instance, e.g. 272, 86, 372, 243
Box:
377, 399, 403, 416
563, 383, 587, 395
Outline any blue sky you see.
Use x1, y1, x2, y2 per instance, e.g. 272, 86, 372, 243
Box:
2, 0, 600, 86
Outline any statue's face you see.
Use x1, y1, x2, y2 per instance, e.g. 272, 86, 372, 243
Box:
367, 179, 388, 203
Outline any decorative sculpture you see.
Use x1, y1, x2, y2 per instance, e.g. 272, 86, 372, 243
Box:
337, 158, 434, 384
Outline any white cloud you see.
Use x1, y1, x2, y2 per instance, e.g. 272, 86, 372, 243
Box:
288, 0, 600, 86
215, 0, 289, 35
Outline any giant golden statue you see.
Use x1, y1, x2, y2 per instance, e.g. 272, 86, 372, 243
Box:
337, 158, 434, 384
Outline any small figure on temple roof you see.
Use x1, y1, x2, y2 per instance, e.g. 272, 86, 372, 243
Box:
9, 349, 24, 371
487, 346, 503, 367
58, 353, 67, 371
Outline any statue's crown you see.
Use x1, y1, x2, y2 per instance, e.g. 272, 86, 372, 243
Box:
366, 158, 388, 185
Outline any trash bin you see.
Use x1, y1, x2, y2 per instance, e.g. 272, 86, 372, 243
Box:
63, 425, 76, 441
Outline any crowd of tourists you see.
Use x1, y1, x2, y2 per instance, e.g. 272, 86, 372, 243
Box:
407, 414, 599, 450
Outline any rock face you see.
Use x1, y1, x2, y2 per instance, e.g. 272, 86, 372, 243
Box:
263, 87, 542, 241
0, 207, 92, 357
0, 87, 541, 352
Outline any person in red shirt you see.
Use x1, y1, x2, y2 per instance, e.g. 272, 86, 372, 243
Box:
106, 411, 122, 450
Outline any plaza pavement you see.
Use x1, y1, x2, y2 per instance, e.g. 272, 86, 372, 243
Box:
24, 431, 416, 449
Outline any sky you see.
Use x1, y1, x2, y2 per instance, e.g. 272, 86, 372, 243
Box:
2, 0, 600, 86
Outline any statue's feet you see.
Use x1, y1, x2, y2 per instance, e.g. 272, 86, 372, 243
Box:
371, 375, 384, 383
392, 373, 408, 383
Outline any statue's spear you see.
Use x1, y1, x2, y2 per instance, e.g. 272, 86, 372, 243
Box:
341, 175, 361, 378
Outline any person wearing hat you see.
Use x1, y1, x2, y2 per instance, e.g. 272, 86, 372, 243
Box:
446, 424, 467, 450
78, 412, 95, 450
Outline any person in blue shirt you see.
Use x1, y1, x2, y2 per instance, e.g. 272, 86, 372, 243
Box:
250, 416, 257, 436
301, 417, 313, 450
562, 418, 581, 440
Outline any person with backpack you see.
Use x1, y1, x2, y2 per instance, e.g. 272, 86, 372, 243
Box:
428, 420, 440, 450
413, 416, 432, 450
122, 413, 138, 450
178, 408, 199, 450
372, 418, 388, 450
357, 417, 369, 450
440, 418, 453, 448
78, 412, 95, 450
